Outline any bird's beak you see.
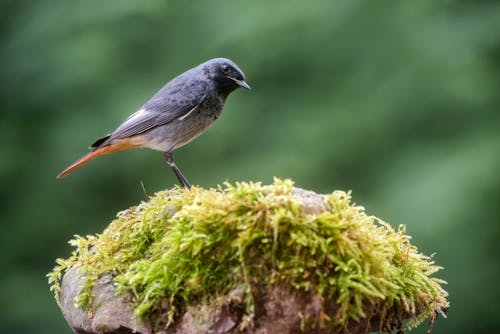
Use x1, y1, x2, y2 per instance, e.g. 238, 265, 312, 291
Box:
228, 76, 251, 90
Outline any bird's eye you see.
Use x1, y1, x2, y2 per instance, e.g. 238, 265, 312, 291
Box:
222, 65, 231, 74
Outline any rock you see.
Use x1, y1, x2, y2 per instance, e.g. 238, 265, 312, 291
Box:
292, 188, 330, 215
60, 267, 150, 334
54, 182, 448, 334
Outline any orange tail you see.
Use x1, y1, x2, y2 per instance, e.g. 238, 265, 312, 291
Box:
57, 136, 147, 179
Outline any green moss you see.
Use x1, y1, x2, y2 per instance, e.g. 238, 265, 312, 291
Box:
48, 179, 448, 331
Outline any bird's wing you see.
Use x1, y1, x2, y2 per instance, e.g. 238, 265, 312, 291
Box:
109, 103, 200, 140
104, 79, 210, 143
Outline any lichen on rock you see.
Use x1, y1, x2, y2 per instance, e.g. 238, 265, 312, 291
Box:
48, 179, 448, 333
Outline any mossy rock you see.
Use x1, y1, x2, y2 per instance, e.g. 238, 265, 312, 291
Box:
49, 179, 448, 333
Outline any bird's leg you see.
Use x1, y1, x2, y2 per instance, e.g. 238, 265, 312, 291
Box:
164, 151, 191, 189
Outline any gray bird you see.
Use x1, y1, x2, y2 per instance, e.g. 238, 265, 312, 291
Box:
57, 58, 250, 188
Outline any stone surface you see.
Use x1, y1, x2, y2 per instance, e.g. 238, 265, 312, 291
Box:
60, 267, 150, 334
292, 188, 330, 215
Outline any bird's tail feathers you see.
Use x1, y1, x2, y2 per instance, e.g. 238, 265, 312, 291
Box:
90, 134, 111, 149
56, 136, 147, 179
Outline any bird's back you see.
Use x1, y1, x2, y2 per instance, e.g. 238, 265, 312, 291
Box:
143, 66, 211, 113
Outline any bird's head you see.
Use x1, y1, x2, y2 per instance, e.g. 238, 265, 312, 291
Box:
203, 58, 251, 95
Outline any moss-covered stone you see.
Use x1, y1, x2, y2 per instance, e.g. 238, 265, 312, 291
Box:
48, 179, 448, 333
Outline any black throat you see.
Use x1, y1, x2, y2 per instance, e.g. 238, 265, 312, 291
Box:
215, 78, 240, 98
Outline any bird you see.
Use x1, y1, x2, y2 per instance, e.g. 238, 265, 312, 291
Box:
57, 58, 250, 188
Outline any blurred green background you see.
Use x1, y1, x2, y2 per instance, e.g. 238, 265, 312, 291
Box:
1, 0, 499, 333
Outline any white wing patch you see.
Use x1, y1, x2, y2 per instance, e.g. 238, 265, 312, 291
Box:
178, 105, 198, 121
178, 95, 205, 121
124, 108, 148, 123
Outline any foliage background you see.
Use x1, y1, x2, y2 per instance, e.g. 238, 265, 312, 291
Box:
1, 0, 499, 333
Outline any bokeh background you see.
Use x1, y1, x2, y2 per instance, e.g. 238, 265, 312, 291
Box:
1, 0, 499, 333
